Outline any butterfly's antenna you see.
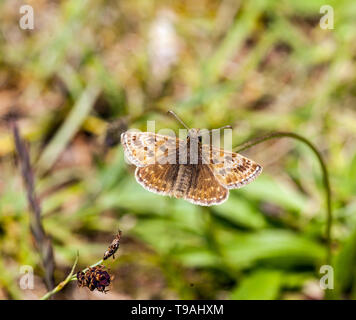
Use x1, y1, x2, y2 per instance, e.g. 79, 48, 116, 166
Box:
210, 125, 232, 132
167, 110, 190, 130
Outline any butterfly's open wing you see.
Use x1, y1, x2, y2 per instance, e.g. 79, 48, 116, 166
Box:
185, 165, 229, 206
202, 145, 262, 189
135, 164, 178, 196
136, 163, 228, 206
121, 131, 182, 167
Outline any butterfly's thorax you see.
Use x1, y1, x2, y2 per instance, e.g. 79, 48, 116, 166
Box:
185, 136, 205, 164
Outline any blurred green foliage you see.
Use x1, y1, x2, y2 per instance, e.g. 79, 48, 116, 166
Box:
0, 0, 356, 299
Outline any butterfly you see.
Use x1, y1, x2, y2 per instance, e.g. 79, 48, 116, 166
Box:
121, 111, 262, 206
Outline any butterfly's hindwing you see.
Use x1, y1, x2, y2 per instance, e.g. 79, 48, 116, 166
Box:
135, 164, 179, 196
185, 165, 229, 206
135, 163, 228, 206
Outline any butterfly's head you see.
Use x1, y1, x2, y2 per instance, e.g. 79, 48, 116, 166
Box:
187, 128, 199, 138
188, 128, 202, 141
167, 110, 232, 144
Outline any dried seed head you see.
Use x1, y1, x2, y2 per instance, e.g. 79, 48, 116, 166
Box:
76, 265, 111, 293
77, 271, 87, 287
103, 230, 122, 260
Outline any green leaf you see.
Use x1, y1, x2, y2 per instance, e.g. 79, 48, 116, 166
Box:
132, 219, 205, 254
327, 224, 356, 299
239, 175, 308, 212
213, 195, 267, 229
219, 229, 325, 270
230, 270, 282, 300
175, 247, 220, 268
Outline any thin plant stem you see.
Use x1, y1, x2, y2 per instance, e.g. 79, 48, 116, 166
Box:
234, 131, 332, 265
40, 253, 79, 300
69, 259, 104, 281
40, 257, 104, 300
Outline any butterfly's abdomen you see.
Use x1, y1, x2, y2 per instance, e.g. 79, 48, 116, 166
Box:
172, 165, 194, 198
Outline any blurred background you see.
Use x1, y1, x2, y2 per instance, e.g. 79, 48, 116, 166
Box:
1, 0, 356, 300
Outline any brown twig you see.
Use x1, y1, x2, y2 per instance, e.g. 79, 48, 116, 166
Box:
11, 121, 55, 291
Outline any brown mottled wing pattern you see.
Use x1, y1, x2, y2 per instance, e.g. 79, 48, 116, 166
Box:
185, 165, 229, 206
202, 145, 262, 189
136, 164, 228, 206
122, 131, 262, 206
121, 131, 181, 167
135, 164, 179, 196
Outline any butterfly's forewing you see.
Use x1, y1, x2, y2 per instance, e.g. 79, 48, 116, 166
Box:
202, 145, 262, 189
184, 165, 229, 206
121, 131, 181, 167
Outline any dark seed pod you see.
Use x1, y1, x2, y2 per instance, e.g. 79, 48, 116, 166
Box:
76, 271, 86, 287
103, 230, 122, 260
76, 265, 111, 293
